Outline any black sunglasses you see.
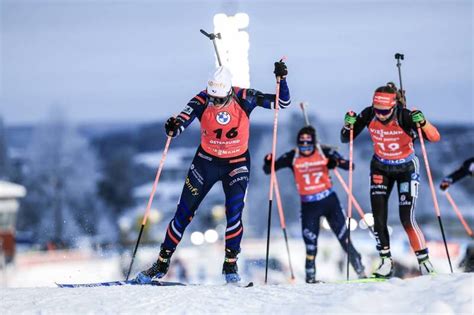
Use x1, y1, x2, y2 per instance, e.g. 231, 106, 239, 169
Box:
374, 108, 393, 116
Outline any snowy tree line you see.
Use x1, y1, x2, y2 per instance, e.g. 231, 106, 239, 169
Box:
1, 109, 211, 248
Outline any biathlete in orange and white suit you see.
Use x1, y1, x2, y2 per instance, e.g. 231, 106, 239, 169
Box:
341, 83, 441, 278
135, 62, 291, 284
263, 126, 366, 283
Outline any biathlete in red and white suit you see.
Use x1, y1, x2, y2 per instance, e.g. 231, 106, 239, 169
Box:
263, 126, 366, 283
136, 62, 291, 284
341, 83, 441, 278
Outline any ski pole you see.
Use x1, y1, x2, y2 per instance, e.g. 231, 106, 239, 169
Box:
265, 58, 285, 284
416, 123, 453, 273
445, 191, 473, 238
395, 53, 405, 106
333, 169, 375, 237
273, 173, 296, 281
200, 29, 223, 67
346, 124, 354, 281
125, 136, 172, 281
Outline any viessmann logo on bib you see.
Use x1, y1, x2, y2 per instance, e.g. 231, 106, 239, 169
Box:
216, 112, 231, 125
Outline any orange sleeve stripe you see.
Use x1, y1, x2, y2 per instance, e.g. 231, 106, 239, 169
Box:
225, 227, 243, 240
422, 122, 441, 142
195, 95, 206, 104
242, 89, 247, 100
179, 113, 190, 120
167, 227, 179, 244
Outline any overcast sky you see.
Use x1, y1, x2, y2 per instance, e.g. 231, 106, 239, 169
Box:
0, 0, 472, 125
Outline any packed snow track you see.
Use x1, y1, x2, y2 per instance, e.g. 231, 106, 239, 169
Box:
1, 273, 472, 314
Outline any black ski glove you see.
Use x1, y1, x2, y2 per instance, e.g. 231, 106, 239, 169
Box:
165, 117, 180, 137
327, 159, 338, 169
329, 158, 355, 171
274, 61, 288, 78
439, 179, 452, 191
262, 153, 272, 174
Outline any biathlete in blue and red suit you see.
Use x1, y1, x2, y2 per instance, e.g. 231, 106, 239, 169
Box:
135, 62, 291, 284
341, 83, 441, 278
263, 126, 366, 283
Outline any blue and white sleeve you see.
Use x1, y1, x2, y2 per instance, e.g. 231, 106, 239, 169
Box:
238, 78, 291, 113
277, 79, 291, 109
174, 91, 206, 136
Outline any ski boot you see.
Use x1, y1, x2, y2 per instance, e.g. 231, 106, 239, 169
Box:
351, 255, 367, 279
222, 248, 241, 284
371, 250, 393, 279
356, 268, 367, 279
305, 255, 322, 284
416, 249, 436, 276
134, 248, 174, 284
305, 268, 318, 284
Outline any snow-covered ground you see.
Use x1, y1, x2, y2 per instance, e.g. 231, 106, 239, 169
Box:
4, 236, 465, 287
1, 273, 472, 314
1, 237, 473, 314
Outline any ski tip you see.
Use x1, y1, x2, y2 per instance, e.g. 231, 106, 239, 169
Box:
153, 281, 187, 286
225, 281, 253, 288
55, 280, 187, 288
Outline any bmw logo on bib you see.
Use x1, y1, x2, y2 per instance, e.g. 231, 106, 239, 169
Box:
216, 112, 231, 125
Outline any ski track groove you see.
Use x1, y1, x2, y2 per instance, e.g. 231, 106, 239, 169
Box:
1, 273, 472, 314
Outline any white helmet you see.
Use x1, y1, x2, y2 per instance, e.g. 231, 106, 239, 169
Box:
207, 66, 232, 98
